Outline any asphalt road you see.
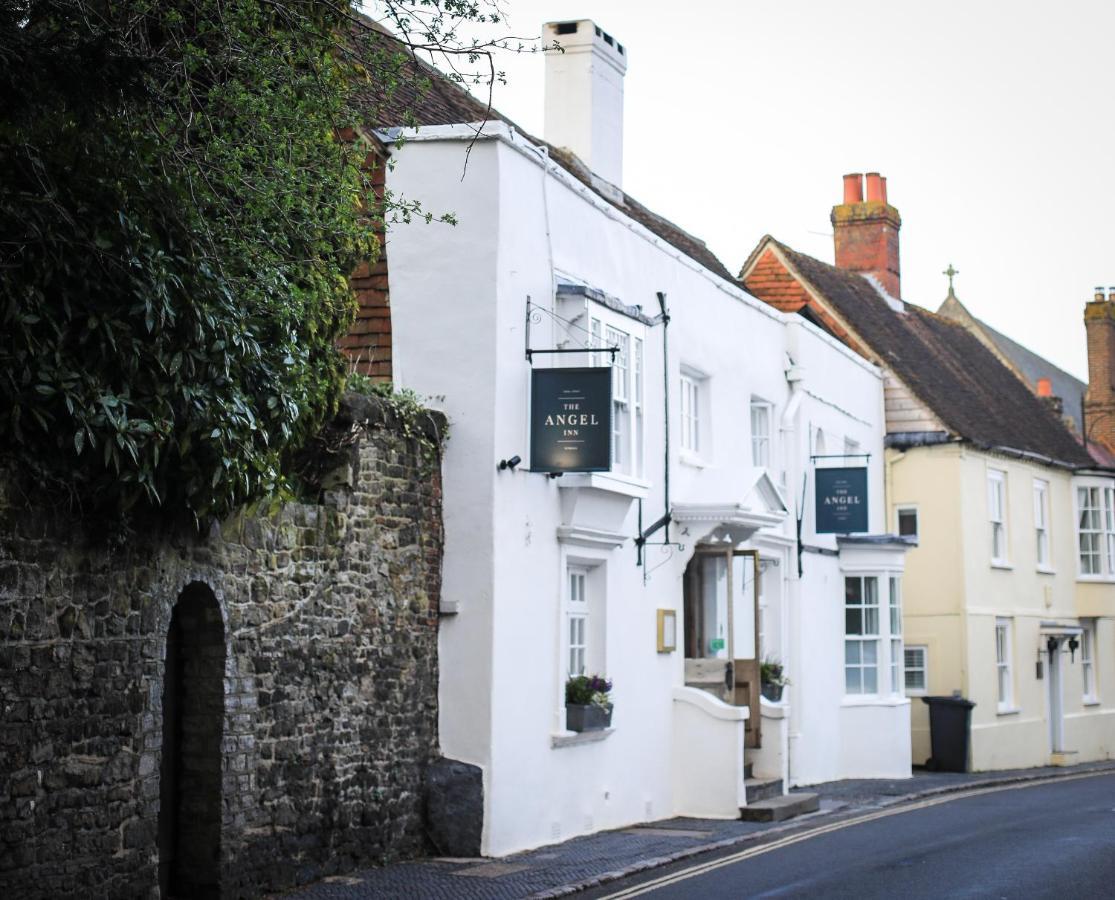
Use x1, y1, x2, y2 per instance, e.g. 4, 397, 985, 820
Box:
597, 773, 1115, 899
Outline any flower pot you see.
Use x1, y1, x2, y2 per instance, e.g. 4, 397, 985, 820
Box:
761, 683, 784, 703
566, 703, 613, 732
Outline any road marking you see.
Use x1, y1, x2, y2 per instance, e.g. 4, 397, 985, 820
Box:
599, 771, 1112, 898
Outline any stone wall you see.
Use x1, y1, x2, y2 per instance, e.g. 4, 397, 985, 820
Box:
0, 393, 445, 898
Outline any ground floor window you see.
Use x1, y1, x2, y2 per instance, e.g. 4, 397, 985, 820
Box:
904, 645, 928, 694
1082, 619, 1097, 702
995, 618, 1013, 711
565, 567, 589, 678
844, 574, 904, 696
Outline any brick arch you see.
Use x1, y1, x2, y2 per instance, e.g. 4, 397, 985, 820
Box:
158, 581, 225, 898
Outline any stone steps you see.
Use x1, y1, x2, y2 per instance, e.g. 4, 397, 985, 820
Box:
739, 791, 820, 823
744, 777, 783, 802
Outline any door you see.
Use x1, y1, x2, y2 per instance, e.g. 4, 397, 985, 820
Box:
683, 548, 761, 746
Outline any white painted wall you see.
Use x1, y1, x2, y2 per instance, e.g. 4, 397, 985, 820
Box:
386, 122, 909, 855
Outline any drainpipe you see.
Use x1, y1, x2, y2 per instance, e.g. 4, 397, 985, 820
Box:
636, 292, 671, 561
780, 332, 805, 789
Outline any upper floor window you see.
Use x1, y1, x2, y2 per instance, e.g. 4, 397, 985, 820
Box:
1077, 485, 1115, 577
591, 317, 644, 478
750, 400, 772, 468
680, 371, 705, 456
988, 470, 1008, 564
1033, 480, 1050, 569
896, 506, 918, 539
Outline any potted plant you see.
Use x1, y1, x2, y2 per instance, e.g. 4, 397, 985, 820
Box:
565, 674, 613, 732
760, 658, 789, 702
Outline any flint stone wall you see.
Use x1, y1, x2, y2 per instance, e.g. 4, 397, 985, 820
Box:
0, 393, 445, 898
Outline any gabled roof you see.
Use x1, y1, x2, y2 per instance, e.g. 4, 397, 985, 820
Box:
742, 237, 1093, 467
351, 19, 733, 282
937, 291, 1086, 435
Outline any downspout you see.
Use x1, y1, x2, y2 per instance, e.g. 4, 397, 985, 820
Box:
780, 339, 805, 789
636, 292, 671, 562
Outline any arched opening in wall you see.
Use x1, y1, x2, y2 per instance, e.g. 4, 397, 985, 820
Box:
158, 582, 225, 898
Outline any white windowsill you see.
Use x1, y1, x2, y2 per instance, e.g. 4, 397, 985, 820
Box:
551, 728, 615, 749
996, 705, 1021, 717
1036, 566, 1056, 576
1076, 574, 1115, 584
840, 695, 910, 708
1083, 698, 1101, 708
990, 560, 1013, 570
678, 450, 709, 469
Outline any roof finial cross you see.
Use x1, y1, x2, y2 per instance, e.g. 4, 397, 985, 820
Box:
943, 263, 959, 295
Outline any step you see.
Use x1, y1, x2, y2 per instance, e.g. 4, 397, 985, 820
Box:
739, 792, 820, 823
744, 777, 784, 802
743, 762, 753, 781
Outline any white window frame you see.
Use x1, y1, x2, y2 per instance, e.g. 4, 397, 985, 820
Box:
679, 368, 708, 460
988, 470, 1009, 565
1082, 619, 1097, 703
1033, 479, 1051, 571
904, 645, 928, 695
1075, 484, 1115, 578
844, 575, 881, 696
750, 399, 772, 468
565, 567, 589, 679
896, 506, 919, 540
995, 618, 1014, 712
889, 576, 903, 694
589, 312, 645, 479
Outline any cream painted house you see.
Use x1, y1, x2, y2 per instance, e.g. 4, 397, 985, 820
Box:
743, 173, 1115, 771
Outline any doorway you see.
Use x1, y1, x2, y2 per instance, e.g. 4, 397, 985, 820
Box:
1046, 636, 1065, 754
158, 583, 225, 898
683, 548, 761, 746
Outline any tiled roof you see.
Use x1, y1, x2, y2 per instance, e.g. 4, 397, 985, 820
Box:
349, 19, 734, 282
766, 239, 1093, 467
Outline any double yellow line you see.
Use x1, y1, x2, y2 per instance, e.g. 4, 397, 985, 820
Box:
599, 771, 1110, 898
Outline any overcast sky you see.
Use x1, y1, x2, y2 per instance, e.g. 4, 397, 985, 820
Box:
434, 0, 1115, 380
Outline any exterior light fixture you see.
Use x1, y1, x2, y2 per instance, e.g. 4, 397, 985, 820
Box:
1068, 636, 1080, 662
498, 455, 522, 471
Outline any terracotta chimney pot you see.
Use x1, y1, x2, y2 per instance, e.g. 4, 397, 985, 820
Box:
1037, 377, 1052, 397
843, 173, 864, 204
865, 172, 884, 202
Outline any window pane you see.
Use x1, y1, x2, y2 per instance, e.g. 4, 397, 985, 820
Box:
863, 641, 878, 665
863, 664, 878, 694
846, 609, 862, 635
845, 641, 861, 664
845, 577, 862, 606
845, 667, 862, 694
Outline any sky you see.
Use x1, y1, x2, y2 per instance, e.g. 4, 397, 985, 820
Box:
417, 0, 1115, 380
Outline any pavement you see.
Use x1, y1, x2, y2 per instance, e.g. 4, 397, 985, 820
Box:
271, 760, 1115, 900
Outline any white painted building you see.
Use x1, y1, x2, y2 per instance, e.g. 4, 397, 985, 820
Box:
376, 19, 911, 856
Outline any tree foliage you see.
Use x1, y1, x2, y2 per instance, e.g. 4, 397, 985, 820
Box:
0, 0, 517, 524
1, 1, 376, 522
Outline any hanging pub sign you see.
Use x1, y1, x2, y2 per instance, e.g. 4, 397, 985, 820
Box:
814, 467, 868, 534
530, 367, 612, 473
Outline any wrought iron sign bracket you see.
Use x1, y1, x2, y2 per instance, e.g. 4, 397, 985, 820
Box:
525, 296, 618, 364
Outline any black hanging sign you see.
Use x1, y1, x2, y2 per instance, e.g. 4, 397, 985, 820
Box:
530, 367, 612, 473
814, 467, 868, 534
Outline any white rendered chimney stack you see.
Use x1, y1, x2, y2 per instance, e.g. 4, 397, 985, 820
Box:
543, 20, 628, 188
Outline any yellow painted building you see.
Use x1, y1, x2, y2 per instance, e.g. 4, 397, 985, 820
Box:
891, 443, 1115, 769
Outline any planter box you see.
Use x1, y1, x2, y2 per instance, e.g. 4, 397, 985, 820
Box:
566, 703, 613, 733
761, 683, 784, 702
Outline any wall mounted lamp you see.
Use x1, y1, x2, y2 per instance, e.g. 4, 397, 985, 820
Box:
498, 455, 522, 472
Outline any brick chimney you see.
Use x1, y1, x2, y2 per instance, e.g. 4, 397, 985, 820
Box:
832, 172, 902, 299
543, 20, 628, 187
1084, 286, 1115, 451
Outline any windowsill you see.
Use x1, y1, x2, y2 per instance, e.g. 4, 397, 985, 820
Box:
551, 728, 615, 749
678, 450, 710, 469
1036, 566, 1056, 576
557, 471, 649, 498
1076, 574, 1115, 584
996, 705, 1021, 717
990, 560, 1014, 570
1083, 698, 1101, 708
840, 695, 910, 708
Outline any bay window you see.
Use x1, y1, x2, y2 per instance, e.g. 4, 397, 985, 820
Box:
844, 574, 905, 697
1076, 484, 1115, 577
